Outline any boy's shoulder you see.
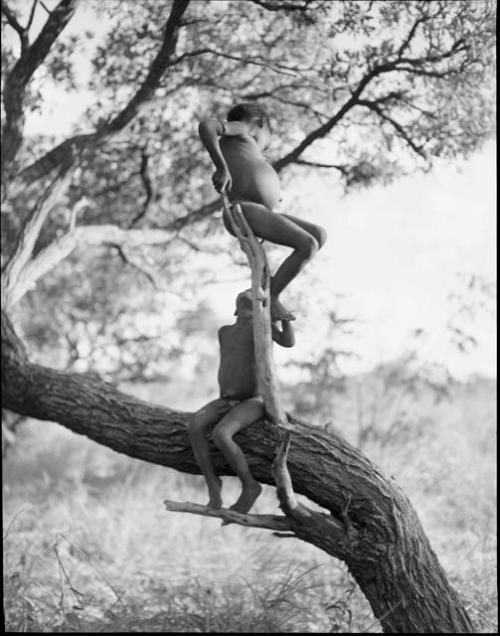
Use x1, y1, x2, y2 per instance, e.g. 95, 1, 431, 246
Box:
221, 120, 247, 137
218, 324, 235, 339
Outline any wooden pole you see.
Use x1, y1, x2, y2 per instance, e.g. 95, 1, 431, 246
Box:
222, 193, 289, 428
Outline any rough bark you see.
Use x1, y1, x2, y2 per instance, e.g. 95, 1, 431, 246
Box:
1, 309, 474, 633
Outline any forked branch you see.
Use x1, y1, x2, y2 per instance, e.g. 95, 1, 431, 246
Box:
163, 500, 293, 532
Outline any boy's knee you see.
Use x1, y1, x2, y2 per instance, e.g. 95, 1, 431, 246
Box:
298, 234, 319, 260
212, 424, 231, 449
316, 226, 327, 249
189, 413, 207, 437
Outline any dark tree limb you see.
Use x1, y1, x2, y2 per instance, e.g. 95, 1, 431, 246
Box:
25, 0, 38, 30
2, 221, 174, 307
1, 0, 29, 50
293, 159, 348, 172
357, 99, 427, 159
128, 149, 154, 228
1, 165, 74, 308
112, 243, 158, 289
273, 40, 470, 173
16, 0, 191, 185
0, 308, 474, 633
1, 0, 79, 179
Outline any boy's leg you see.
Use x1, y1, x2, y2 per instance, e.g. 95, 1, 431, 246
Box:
188, 398, 231, 508
223, 202, 319, 320
211, 396, 265, 514
280, 212, 328, 250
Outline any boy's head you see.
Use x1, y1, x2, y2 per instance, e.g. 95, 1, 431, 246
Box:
234, 289, 253, 317
227, 102, 270, 130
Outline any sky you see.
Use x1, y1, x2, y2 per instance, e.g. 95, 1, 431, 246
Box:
11, 1, 497, 380
203, 144, 496, 380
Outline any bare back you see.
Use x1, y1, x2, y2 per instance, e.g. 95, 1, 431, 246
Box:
220, 133, 281, 210
217, 321, 258, 399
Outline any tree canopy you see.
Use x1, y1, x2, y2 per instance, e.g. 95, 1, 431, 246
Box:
1, 0, 495, 375
1, 3, 494, 631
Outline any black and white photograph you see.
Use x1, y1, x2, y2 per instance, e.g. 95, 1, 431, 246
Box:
2, 0, 496, 632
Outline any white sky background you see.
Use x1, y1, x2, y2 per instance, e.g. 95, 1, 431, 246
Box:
12, 1, 497, 380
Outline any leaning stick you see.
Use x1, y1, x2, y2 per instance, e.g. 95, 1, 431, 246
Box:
221, 192, 289, 428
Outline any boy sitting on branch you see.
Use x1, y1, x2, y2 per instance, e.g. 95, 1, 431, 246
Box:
188, 290, 295, 515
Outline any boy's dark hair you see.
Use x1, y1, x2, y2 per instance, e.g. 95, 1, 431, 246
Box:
227, 103, 268, 127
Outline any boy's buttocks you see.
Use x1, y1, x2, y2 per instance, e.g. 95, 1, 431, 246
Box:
221, 135, 281, 210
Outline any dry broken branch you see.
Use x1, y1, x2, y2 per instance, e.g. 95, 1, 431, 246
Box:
164, 500, 293, 532
222, 193, 289, 428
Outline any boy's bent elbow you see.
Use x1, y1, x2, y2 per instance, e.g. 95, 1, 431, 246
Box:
198, 118, 223, 137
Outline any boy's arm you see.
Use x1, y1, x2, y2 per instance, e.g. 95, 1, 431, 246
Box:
198, 118, 231, 192
271, 319, 295, 348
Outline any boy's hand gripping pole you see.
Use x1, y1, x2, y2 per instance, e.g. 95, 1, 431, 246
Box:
221, 192, 289, 428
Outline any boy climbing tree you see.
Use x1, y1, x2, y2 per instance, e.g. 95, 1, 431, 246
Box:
198, 103, 327, 322
188, 290, 295, 514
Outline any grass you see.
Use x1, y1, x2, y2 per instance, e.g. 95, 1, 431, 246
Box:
3, 378, 497, 632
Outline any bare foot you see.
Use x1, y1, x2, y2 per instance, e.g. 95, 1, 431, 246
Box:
271, 297, 295, 321
228, 481, 263, 514
207, 477, 223, 508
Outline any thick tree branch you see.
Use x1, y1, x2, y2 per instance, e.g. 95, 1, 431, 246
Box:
251, 0, 314, 14
1, 165, 74, 308
273, 40, 469, 173
0, 308, 474, 633
17, 0, 191, 185
4, 222, 175, 306
1, 0, 79, 177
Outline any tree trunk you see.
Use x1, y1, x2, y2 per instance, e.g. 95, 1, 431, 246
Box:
1, 309, 473, 633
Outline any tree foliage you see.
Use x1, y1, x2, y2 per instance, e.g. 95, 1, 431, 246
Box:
1, 0, 495, 372
1, 2, 493, 630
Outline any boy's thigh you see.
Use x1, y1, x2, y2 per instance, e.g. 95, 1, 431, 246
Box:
215, 397, 265, 435
192, 398, 232, 427
280, 212, 326, 246
234, 202, 313, 247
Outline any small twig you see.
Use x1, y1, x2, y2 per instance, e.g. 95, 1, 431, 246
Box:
39, 0, 52, 15
112, 244, 157, 289
3, 505, 32, 540
294, 159, 348, 173
164, 500, 294, 532
26, 0, 38, 30
272, 431, 299, 512
53, 544, 85, 608
56, 532, 124, 603
68, 198, 89, 232
128, 147, 154, 228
